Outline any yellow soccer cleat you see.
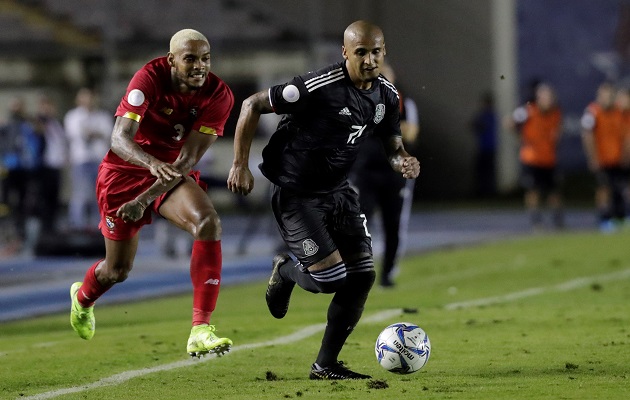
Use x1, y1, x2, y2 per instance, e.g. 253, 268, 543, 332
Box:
186, 324, 232, 358
70, 282, 95, 340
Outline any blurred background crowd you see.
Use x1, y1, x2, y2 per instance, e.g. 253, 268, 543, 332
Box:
1, 0, 630, 258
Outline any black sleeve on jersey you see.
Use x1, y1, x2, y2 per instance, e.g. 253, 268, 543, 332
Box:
268, 76, 310, 115
374, 90, 403, 141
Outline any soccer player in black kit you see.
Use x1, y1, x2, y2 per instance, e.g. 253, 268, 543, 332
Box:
227, 20, 420, 380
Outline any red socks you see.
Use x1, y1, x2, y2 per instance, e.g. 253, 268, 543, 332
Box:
77, 241, 222, 325
190, 240, 222, 326
77, 259, 109, 308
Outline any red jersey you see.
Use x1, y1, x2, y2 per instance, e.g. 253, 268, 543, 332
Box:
514, 103, 562, 167
102, 56, 234, 174
581, 103, 624, 167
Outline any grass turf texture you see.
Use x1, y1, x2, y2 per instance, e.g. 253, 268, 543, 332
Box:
1, 230, 629, 399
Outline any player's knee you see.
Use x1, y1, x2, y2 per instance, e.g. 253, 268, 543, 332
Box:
314, 275, 347, 294
309, 261, 347, 294
345, 257, 376, 295
195, 211, 221, 240
332, 269, 375, 309
360, 269, 376, 293
100, 261, 132, 285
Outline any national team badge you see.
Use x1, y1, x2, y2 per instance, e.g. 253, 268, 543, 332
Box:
105, 216, 115, 231
373, 103, 385, 124
302, 238, 319, 257
189, 107, 198, 118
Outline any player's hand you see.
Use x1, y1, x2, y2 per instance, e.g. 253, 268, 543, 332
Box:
227, 164, 255, 195
116, 199, 147, 223
401, 156, 420, 179
149, 161, 182, 185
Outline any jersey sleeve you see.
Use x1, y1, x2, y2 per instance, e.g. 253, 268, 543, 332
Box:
115, 66, 156, 123
375, 88, 402, 140
268, 75, 310, 115
193, 82, 234, 136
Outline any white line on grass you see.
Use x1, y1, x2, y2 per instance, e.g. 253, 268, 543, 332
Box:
20, 309, 401, 400
444, 267, 630, 310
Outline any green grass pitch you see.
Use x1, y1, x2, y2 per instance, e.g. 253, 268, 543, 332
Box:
1, 230, 629, 399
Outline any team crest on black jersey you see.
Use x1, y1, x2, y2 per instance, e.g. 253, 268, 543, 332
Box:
374, 104, 385, 124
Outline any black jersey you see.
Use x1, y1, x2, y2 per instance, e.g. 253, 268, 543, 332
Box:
260, 61, 402, 194
353, 91, 411, 173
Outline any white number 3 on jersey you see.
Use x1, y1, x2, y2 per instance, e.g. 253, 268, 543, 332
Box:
173, 124, 185, 141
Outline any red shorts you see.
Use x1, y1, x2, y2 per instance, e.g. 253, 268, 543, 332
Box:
96, 165, 207, 240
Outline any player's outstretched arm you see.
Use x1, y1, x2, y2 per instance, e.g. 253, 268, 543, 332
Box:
383, 135, 420, 179
117, 130, 217, 223
227, 90, 273, 195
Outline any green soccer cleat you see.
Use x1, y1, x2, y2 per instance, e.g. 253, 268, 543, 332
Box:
187, 324, 232, 358
70, 282, 95, 340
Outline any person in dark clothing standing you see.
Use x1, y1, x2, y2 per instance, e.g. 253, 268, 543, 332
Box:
350, 62, 419, 288
34, 95, 68, 233
0, 98, 43, 254
470, 92, 497, 198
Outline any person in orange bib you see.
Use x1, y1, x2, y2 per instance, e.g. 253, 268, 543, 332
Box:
615, 88, 630, 200
509, 83, 563, 229
581, 82, 630, 232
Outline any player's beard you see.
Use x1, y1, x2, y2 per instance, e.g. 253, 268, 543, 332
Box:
186, 80, 204, 90
186, 74, 206, 89
175, 69, 206, 90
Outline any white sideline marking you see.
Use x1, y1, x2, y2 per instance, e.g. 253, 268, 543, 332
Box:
445, 267, 630, 310
20, 309, 401, 400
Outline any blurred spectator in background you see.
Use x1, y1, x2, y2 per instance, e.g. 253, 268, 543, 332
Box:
0, 97, 44, 255
350, 62, 419, 288
581, 82, 630, 232
64, 88, 113, 231
507, 83, 563, 230
616, 87, 630, 217
470, 92, 497, 198
34, 95, 67, 233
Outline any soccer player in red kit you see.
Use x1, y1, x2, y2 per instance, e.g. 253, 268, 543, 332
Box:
69, 29, 234, 358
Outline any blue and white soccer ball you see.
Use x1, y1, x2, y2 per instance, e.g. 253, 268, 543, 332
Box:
375, 322, 431, 374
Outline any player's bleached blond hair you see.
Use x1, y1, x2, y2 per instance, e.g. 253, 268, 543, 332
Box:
169, 29, 209, 53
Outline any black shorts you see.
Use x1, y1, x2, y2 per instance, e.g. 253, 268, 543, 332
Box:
271, 183, 373, 268
520, 165, 559, 193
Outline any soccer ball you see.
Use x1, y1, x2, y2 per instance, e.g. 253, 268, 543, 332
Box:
375, 322, 431, 374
